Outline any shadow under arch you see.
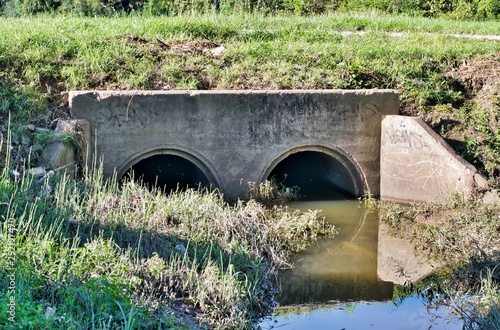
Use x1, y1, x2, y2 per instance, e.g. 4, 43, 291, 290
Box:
261, 145, 366, 200
117, 147, 221, 193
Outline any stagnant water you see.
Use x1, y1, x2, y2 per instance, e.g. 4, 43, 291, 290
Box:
259, 200, 464, 329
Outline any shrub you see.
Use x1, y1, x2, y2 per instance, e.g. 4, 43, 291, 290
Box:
1, 0, 500, 18
475, 0, 500, 19
1, 0, 140, 15
12, 0, 57, 15
58, 0, 131, 16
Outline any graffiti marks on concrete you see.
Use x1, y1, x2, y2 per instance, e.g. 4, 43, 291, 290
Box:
387, 125, 427, 150
358, 102, 379, 122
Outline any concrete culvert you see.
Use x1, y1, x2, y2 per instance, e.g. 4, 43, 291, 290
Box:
123, 154, 211, 193
268, 151, 361, 200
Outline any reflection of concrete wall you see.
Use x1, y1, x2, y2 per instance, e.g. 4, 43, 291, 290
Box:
69, 90, 399, 199
380, 115, 487, 203
377, 221, 445, 285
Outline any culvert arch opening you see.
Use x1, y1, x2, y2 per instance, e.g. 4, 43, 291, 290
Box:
122, 153, 214, 193
266, 149, 365, 200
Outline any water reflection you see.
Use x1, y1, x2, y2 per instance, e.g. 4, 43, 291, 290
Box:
260, 297, 463, 330
377, 221, 446, 286
277, 200, 393, 304
260, 200, 463, 330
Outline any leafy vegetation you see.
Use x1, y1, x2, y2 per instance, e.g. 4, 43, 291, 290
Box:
246, 177, 300, 205
2, 0, 500, 18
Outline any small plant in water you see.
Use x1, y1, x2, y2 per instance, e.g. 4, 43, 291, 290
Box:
360, 190, 378, 210
247, 177, 300, 205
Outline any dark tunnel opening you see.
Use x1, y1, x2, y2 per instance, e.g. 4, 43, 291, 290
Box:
268, 151, 359, 200
123, 154, 211, 193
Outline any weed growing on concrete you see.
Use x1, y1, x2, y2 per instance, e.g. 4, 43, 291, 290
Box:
360, 190, 378, 210
246, 178, 300, 205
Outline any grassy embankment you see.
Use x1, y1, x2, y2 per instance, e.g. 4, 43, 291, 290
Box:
0, 12, 499, 329
1, 13, 499, 179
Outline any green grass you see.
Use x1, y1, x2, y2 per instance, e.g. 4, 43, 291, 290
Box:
0, 14, 497, 105
0, 13, 499, 96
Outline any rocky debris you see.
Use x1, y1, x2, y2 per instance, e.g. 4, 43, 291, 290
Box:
175, 244, 186, 253
446, 54, 500, 123
474, 173, 490, 192
21, 134, 31, 147
55, 120, 78, 133
10, 169, 21, 179
41, 184, 53, 199
208, 45, 225, 57
483, 190, 500, 205
156, 38, 223, 56
436, 54, 500, 180
40, 120, 87, 176
35, 127, 51, 133
1, 120, 82, 189
37, 170, 54, 184
28, 167, 46, 177
3, 124, 51, 166
447, 53, 500, 96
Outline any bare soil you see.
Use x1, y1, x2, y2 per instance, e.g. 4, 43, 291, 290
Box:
169, 300, 208, 329
447, 53, 500, 97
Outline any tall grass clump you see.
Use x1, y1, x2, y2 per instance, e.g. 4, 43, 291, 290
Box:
246, 178, 300, 205
0, 134, 335, 328
337, 0, 500, 20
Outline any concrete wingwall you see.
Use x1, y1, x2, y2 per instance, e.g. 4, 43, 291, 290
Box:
69, 90, 399, 199
380, 115, 488, 203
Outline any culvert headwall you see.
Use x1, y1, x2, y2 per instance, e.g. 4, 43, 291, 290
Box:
69, 90, 399, 199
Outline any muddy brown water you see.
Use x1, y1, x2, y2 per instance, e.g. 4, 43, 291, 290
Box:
259, 200, 463, 329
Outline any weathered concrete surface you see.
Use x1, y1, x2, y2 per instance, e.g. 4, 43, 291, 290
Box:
380, 115, 486, 203
69, 90, 399, 199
